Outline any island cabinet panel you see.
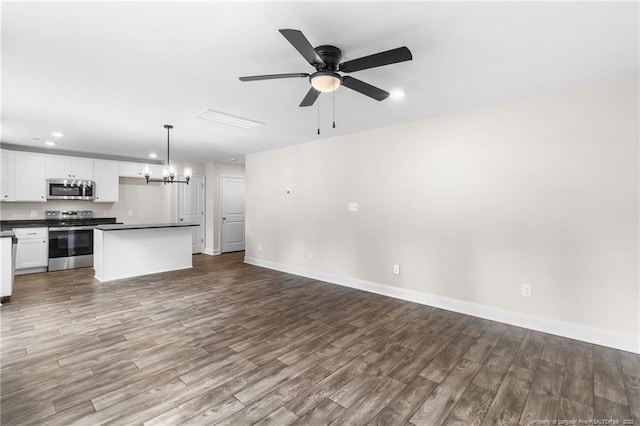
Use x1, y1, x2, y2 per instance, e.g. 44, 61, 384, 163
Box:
94, 225, 196, 282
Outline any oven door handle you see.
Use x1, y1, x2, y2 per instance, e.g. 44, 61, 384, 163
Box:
49, 226, 97, 231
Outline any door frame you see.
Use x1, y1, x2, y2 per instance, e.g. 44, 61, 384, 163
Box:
219, 175, 246, 253
178, 174, 205, 254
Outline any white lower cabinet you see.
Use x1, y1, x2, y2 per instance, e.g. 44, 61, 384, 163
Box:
13, 228, 48, 272
1, 237, 14, 298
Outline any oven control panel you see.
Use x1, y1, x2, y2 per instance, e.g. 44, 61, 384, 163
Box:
46, 211, 93, 220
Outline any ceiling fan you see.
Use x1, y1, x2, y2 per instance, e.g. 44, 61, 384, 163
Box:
239, 29, 413, 107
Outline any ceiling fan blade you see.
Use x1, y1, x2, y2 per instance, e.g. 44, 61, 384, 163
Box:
239, 73, 309, 82
339, 46, 412, 73
299, 87, 320, 107
342, 76, 389, 101
279, 29, 325, 67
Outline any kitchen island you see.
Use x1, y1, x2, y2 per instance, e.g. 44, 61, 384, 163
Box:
94, 223, 199, 282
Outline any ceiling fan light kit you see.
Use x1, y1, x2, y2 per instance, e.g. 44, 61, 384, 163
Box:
239, 29, 412, 108
310, 71, 342, 92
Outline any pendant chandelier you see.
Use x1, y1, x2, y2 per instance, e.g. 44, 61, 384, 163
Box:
144, 124, 191, 185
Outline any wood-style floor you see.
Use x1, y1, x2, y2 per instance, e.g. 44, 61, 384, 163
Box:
1, 252, 638, 426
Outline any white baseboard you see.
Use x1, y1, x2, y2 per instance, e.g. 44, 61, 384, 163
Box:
204, 248, 221, 256
244, 256, 639, 354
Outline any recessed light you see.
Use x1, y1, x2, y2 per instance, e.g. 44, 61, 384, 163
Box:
51, 132, 65, 138
148, 153, 157, 158
44, 141, 56, 146
390, 89, 405, 100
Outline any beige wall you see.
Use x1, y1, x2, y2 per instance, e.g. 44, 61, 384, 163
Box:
1, 160, 205, 225
204, 161, 245, 254
245, 76, 639, 341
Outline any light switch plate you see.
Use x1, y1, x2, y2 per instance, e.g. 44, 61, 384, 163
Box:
348, 202, 359, 212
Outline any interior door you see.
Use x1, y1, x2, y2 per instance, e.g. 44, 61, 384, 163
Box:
221, 176, 245, 253
178, 175, 204, 254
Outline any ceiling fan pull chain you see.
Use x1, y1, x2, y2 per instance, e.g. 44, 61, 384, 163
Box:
333, 91, 336, 129
317, 101, 320, 135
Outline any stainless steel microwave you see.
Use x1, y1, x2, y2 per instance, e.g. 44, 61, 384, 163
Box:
47, 179, 95, 200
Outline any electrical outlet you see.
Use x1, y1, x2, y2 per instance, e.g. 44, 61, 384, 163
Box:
521, 284, 532, 297
128, 210, 134, 216
258, 243, 262, 251
348, 202, 359, 212
308, 251, 313, 260
30, 211, 37, 218
393, 264, 400, 275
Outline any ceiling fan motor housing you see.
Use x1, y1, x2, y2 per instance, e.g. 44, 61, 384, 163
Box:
309, 45, 343, 92
314, 45, 342, 70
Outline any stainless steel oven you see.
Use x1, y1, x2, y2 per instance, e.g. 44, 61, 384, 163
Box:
48, 226, 95, 271
47, 179, 95, 200
45, 211, 119, 271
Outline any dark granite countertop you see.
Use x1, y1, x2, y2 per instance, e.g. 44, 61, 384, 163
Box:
0, 220, 50, 231
0, 230, 16, 238
95, 223, 200, 231
1, 218, 119, 231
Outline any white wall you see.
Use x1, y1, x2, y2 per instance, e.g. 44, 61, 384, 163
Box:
245, 76, 639, 352
204, 161, 245, 254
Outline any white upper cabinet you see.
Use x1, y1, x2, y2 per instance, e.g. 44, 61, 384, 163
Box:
45, 156, 93, 180
14, 153, 46, 202
93, 160, 119, 203
119, 162, 163, 179
2, 150, 178, 203
1, 150, 16, 201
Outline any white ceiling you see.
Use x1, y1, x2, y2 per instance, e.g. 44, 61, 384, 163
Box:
2, 1, 638, 165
